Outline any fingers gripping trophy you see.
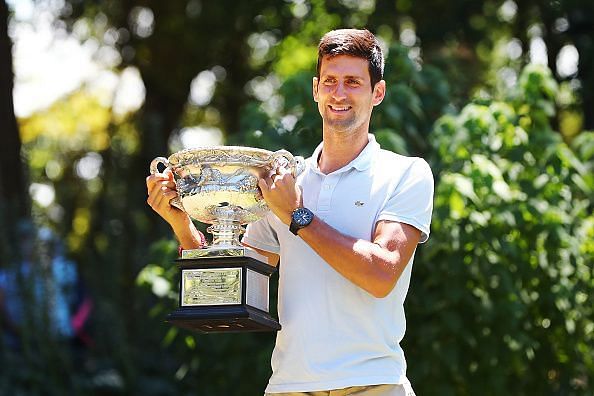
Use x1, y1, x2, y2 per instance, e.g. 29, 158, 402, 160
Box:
149, 146, 304, 333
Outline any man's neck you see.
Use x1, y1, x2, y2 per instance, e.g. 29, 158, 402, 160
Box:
318, 129, 369, 174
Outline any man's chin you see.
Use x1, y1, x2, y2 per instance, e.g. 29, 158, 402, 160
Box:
324, 117, 356, 132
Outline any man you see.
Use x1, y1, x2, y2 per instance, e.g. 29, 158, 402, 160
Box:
147, 29, 433, 396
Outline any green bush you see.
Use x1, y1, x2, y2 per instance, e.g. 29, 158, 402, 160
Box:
405, 65, 594, 395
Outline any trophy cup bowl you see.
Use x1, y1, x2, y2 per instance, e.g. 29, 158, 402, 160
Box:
150, 146, 305, 333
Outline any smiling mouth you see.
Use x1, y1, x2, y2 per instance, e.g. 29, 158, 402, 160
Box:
328, 104, 352, 112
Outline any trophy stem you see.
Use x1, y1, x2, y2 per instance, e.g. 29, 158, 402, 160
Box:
207, 219, 244, 247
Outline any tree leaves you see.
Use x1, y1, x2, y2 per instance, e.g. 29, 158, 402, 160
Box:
409, 62, 594, 395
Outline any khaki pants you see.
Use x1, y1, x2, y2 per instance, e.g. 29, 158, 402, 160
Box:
265, 381, 416, 396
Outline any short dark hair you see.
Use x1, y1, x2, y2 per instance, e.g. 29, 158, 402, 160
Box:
316, 29, 384, 90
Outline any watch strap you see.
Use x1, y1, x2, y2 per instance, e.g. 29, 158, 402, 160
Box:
289, 221, 300, 235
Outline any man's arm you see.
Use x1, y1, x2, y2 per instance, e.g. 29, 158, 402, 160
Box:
259, 171, 421, 298
295, 218, 420, 298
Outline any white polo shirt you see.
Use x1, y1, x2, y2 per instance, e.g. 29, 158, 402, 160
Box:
242, 134, 434, 393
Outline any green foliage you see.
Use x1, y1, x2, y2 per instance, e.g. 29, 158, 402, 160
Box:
372, 44, 452, 155
405, 64, 594, 395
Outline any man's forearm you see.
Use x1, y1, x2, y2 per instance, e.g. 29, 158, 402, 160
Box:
298, 217, 421, 298
171, 216, 203, 250
296, 217, 418, 298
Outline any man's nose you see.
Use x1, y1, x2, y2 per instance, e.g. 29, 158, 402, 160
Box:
331, 83, 347, 101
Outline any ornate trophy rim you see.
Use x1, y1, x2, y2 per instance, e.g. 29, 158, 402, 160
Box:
168, 146, 274, 167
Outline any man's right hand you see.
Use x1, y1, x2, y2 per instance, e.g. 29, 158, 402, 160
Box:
146, 168, 188, 228
146, 169, 205, 250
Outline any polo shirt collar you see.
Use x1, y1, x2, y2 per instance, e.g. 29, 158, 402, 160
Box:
309, 133, 379, 174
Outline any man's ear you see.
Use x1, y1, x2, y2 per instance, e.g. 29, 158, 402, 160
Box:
372, 80, 386, 106
312, 77, 319, 102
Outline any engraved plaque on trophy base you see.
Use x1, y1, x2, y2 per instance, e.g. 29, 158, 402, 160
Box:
166, 256, 281, 333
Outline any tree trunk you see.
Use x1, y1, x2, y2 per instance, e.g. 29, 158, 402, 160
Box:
0, 0, 31, 261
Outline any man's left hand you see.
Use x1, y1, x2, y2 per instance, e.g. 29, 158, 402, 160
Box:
258, 167, 302, 225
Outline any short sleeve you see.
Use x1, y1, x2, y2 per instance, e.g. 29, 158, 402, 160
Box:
242, 212, 281, 254
377, 158, 434, 243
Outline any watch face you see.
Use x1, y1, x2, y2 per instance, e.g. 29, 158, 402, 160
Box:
293, 208, 314, 226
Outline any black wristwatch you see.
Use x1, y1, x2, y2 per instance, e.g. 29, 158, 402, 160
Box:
289, 207, 314, 235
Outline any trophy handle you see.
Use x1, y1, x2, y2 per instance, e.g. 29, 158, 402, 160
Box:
269, 150, 306, 177
149, 156, 185, 211
150, 156, 170, 175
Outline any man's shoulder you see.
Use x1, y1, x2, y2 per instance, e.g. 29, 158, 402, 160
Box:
375, 148, 431, 172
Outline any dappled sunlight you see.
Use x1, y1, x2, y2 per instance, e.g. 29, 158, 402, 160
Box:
19, 91, 112, 148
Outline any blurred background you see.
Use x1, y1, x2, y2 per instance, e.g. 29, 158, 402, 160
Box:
0, 0, 592, 395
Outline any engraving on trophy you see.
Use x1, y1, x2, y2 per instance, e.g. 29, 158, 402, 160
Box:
181, 268, 242, 306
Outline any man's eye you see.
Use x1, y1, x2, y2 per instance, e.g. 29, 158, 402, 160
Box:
323, 78, 336, 85
347, 79, 360, 85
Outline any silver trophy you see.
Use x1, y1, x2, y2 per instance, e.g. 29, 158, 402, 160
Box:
150, 146, 304, 333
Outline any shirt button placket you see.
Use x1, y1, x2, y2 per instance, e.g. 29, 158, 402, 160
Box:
318, 175, 337, 212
